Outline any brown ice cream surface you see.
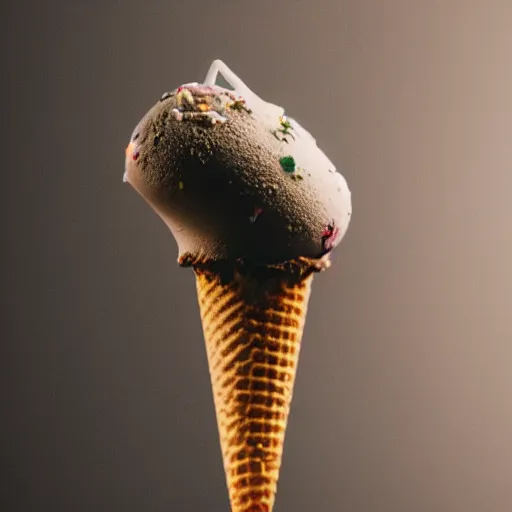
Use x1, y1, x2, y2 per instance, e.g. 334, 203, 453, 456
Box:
124, 80, 351, 268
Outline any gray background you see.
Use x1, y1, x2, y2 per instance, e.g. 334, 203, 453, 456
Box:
4, 1, 512, 511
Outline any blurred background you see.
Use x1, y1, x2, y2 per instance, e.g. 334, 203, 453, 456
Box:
4, 1, 512, 511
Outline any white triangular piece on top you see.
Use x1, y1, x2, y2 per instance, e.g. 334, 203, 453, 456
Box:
204, 59, 284, 127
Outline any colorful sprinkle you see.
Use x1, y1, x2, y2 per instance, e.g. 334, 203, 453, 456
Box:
176, 88, 195, 108
132, 151, 140, 161
290, 167, 305, 181
273, 114, 295, 142
249, 207, 263, 223
279, 115, 293, 133
321, 221, 340, 252
279, 156, 296, 173
228, 98, 252, 113
125, 142, 134, 158
178, 181, 184, 190
171, 108, 183, 121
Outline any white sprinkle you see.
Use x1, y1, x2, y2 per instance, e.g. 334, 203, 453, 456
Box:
171, 108, 183, 121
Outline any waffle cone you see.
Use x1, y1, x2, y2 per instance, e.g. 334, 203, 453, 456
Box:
194, 262, 315, 512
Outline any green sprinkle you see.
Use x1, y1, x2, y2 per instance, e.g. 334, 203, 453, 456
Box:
178, 181, 184, 190
280, 118, 293, 131
279, 156, 296, 173
229, 99, 252, 113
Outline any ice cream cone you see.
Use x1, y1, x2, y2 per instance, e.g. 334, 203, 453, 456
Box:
123, 60, 352, 512
194, 259, 321, 512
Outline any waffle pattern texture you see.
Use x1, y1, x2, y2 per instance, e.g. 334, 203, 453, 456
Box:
195, 265, 314, 512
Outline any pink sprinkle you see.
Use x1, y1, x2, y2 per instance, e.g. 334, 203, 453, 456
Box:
321, 223, 340, 252
249, 207, 264, 223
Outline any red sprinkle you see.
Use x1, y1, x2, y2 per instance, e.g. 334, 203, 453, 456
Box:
322, 227, 332, 238
322, 222, 340, 252
132, 151, 140, 160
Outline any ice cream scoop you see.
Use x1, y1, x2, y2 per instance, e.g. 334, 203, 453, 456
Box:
124, 60, 352, 512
